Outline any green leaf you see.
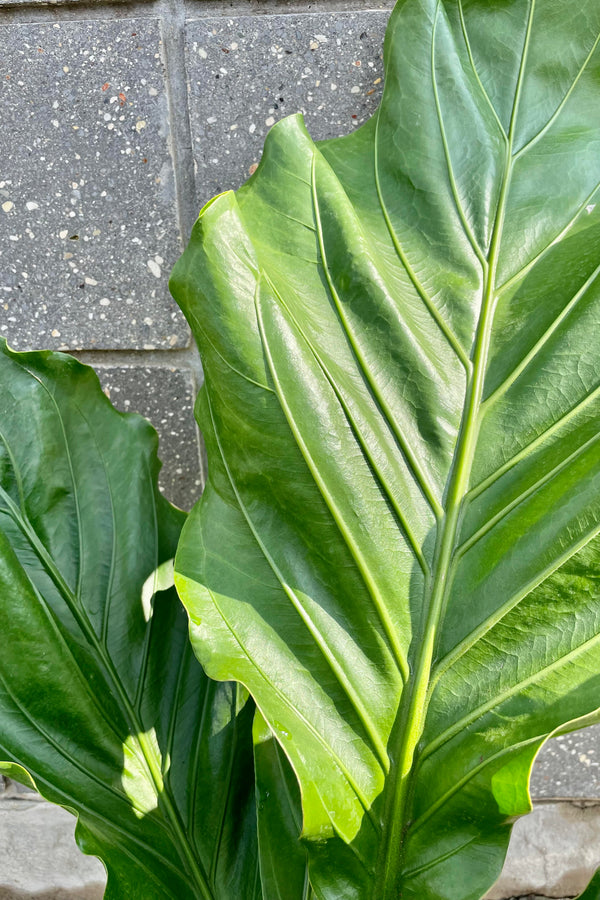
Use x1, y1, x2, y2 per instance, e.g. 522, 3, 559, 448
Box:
170, 0, 600, 896
253, 710, 312, 900
0, 341, 260, 900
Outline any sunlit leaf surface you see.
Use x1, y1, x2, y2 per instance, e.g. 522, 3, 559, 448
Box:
171, 0, 600, 896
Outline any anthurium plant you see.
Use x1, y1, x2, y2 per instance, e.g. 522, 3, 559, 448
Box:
1, 0, 600, 897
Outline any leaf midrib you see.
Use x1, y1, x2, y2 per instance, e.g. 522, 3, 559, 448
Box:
376, 3, 537, 894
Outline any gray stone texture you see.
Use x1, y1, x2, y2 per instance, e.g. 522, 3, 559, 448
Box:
0, 781, 36, 800
0, 802, 105, 898
485, 803, 600, 899
532, 725, 600, 800
0, 18, 187, 351
186, 12, 387, 204
95, 364, 202, 510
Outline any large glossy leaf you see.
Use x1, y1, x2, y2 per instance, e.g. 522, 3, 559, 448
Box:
171, 0, 600, 896
0, 341, 260, 899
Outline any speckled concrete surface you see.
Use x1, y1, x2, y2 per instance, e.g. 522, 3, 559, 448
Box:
0, 18, 187, 350
96, 365, 202, 510
531, 724, 600, 800
185, 12, 388, 204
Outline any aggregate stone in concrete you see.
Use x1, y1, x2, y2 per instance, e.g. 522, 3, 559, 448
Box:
186, 0, 396, 13
0, 801, 105, 898
485, 802, 600, 899
95, 365, 202, 510
531, 724, 600, 799
185, 12, 388, 205
0, 19, 187, 351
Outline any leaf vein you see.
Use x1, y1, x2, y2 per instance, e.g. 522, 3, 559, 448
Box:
431, 0, 486, 267
457, 430, 600, 559
373, 115, 471, 372
514, 27, 600, 160
204, 390, 387, 820
424, 630, 600, 762
470, 381, 600, 500
457, 0, 508, 141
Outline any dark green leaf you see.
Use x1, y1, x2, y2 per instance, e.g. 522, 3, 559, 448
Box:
253, 710, 313, 900
0, 341, 260, 899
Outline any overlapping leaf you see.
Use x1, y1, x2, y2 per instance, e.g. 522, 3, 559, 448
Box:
171, 0, 600, 897
0, 342, 260, 900
253, 710, 312, 900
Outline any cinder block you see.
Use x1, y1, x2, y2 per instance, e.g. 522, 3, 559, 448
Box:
95, 365, 203, 511
0, 19, 187, 351
185, 11, 388, 205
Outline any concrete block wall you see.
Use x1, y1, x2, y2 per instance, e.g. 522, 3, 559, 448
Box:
0, 0, 599, 896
